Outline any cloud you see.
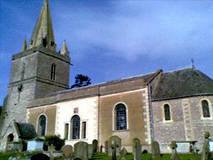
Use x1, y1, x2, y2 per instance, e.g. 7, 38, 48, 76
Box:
53, 0, 213, 63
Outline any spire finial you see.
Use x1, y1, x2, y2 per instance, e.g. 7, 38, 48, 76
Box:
61, 40, 70, 57
29, 0, 56, 51
21, 36, 27, 52
191, 58, 195, 68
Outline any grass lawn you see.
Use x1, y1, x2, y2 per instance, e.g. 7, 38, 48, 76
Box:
92, 153, 202, 160
0, 152, 211, 160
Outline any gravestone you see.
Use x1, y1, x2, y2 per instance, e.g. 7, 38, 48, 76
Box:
92, 139, 98, 153
48, 144, 55, 160
170, 141, 179, 160
108, 136, 121, 156
151, 141, 161, 158
105, 141, 109, 154
74, 141, 88, 160
201, 132, 211, 160
88, 144, 93, 159
31, 153, 50, 160
133, 138, 141, 160
27, 138, 44, 151
61, 145, 74, 159
100, 145, 103, 153
120, 148, 127, 160
176, 142, 190, 153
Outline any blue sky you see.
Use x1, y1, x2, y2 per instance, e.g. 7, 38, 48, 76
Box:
0, 0, 213, 105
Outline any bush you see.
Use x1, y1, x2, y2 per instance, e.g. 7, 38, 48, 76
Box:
44, 135, 64, 150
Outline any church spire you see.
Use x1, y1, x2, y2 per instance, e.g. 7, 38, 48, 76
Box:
29, 0, 56, 51
21, 36, 27, 52
60, 40, 70, 57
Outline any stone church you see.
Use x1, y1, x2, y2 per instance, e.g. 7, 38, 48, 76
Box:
0, 0, 213, 153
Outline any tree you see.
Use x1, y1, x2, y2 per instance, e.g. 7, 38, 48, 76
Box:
71, 74, 91, 89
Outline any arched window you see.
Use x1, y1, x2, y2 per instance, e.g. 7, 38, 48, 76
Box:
38, 115, 46, 136
51, 63, 56, 80
115, 104, 127, 130
202, 100, 211, 118
164, 104, 171, 121
71, 115, 80, 139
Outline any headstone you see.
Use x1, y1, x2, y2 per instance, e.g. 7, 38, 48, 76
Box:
176, 142, 190, 153
108, 136, 121, 156
105, 141, 109, 154
61, 145, 74, 159
133, 138, 141, 160
209, 139, 213, 152
74, 141, 88, 160
92, 139, 98, 153
170, 141, 180, 160
111, 143, 118, 160
31, 153, 50, 160
27, 138, 44, 151
151, 141, 161, 158
120, 148, 127, 160
48, 144, 55, 160
88, 144, 93, 159
100, 145, 103, 153
201, 132, 211, 160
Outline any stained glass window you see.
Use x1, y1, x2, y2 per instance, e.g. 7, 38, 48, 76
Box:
71, 115, 80, 139
38, 115, 46, 136
115, 104, 127, 130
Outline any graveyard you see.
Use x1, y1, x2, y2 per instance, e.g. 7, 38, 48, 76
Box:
0, 132, 212, 160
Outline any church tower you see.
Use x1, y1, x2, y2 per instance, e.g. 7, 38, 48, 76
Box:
0, 0, 70, 146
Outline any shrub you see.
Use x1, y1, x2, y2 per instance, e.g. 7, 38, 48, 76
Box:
44, 135, 64, 150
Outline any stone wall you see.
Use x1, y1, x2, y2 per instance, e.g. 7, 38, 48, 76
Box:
99, 88, 150, 152
27, 105, 57, 135
152, 95, 213, 153
55, 96, 99, 146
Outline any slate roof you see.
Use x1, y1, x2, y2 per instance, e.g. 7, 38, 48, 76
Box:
152, 68, 213, 101
28, 69, 162, 108
14, 122, 37, 139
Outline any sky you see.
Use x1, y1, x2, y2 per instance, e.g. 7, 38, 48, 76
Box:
0, 0, 213, 105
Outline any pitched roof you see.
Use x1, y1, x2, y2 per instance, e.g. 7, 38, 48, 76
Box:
14, 121, 37, 139
152, 68, 213, 101
28, 69, 162, 108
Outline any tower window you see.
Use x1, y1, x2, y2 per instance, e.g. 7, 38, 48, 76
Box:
202, 100, 211, 118
82, 122, 86, 139
38, 115, 46, 136
71, 115, 80, 139
51, 63, 56, 80
115, 104, 127, 130
164, 104, 171, 121
64, 123, 69, 140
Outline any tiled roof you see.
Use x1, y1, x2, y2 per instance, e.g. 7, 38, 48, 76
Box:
152, 68, 213, 101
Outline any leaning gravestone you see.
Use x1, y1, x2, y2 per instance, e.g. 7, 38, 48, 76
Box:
61, 145, 74, 159
74, 141, 88, 160
92, 139, 98, 153
151, 141, 161, 158
170, 141, 179, 160
133, 138, 141, 160
88, 144, 93, 159
201, 132, 211, 160
108, 136, 121, 156
31, 153, 50, 160
120, 148, 127, 160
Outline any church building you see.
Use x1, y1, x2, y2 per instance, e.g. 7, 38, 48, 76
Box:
0, 0, 213, 153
